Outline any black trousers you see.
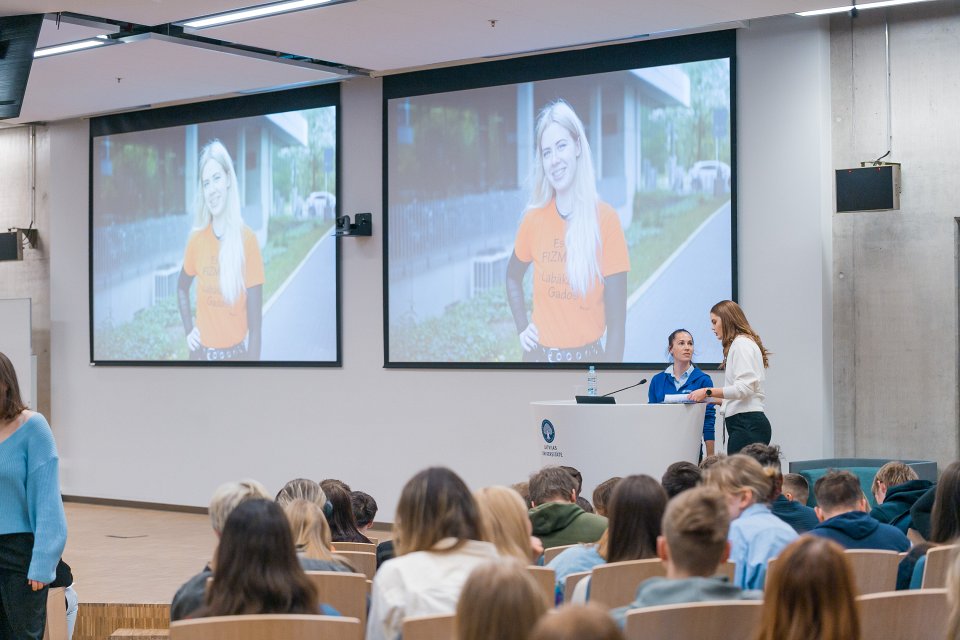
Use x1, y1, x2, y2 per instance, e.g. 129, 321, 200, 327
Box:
0, 533, 47, 640
725, 411, 771, 455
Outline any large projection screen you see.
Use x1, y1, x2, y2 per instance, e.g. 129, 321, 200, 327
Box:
90, 85, 341, 366
384, 32, 736, 368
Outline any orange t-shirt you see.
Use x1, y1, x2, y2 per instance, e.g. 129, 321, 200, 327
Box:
513, 201, 630, 348
182, 225, 265, 349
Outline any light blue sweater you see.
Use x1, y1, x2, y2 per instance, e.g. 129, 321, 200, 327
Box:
0, 413, 67, 582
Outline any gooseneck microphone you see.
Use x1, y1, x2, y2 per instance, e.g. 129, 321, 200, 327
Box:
601, 378, 648, 398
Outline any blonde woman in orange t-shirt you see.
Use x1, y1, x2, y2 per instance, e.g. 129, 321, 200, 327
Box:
177, 140, 265, 361
506, 100, 630, 364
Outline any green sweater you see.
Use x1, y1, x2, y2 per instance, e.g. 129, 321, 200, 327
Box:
530, 502, 607, 549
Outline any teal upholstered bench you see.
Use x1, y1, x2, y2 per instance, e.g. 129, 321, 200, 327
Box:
788, 458, 937, 508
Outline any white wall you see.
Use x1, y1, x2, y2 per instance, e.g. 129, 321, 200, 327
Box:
49, 18, 834, 520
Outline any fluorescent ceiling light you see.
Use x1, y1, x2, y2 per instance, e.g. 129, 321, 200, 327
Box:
797, 0, 936, 16
34, 38, 107, 58
182, 0, 349, 29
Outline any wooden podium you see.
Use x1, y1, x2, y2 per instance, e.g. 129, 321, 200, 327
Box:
531, 401, 706, 498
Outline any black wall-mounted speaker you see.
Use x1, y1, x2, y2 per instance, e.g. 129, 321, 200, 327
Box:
0, 231, 22, 261
835, 165, 901, 212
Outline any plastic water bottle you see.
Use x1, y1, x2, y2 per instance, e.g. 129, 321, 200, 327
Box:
587, 366, 598, 396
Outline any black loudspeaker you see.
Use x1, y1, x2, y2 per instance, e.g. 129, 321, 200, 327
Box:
835, 165, 901, 212
0, 231, 22, 261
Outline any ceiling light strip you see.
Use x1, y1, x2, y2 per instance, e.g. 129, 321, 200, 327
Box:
182, 0, 346, 29
34, 39, 107, 58
797, 0, 937, 16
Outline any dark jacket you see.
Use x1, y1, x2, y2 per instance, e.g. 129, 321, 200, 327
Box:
908, 485, 937, 540
810, 511, 910, 552
870, 480, 934, 534
529, 502, 608, 549
771, 495, 820, 533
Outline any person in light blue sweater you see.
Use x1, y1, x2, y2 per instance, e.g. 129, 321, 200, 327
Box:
0, 352, 67, 639
647, 329, 717, 459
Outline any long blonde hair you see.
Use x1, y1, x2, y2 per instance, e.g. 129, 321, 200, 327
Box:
474, 486, 532, 563
456, 560, 548, 640
194, 139, 245, 305
283, 498, 335, 562
711, 300, 770, 369
526, 100, 602, 298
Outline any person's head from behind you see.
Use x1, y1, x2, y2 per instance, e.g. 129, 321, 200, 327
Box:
529, 604, 624, 640
475, 486, 533, 563
782, 473, 810, 505
930, 461, 960, 544
529, 466, 579, 507
659, 487, 730, 578
739, 443, 783, 503
598, 474, 667, 563
456, 560, 547, 640
699, 454, 724, 471
351, 490, 378, 532
320, 478, 351, 493
814, 470, 867, 521
560, 466, 584, 496
666, 329, 694, 365
208, 479, 270, 536
512, 481, 531, 506
205, 498, 317, 616
283, 498, 335, 562
324, 481, 368, 543
275, 478, 326, 509
756, 536, 859, 640
702, 454, 776, 521
592, 477, 621, 517
0, 352, 26, 421
395, 467, 484, 555
872, 461, 918, 504
661, 462, 701, 499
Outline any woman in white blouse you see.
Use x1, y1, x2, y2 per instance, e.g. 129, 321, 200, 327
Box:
688, 300, 771, 454
366, 467, 500, 640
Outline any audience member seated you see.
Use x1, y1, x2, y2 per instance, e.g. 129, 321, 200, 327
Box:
366, 467, 499, 640
321, 478, 351, 493
193, 499, 333, 618
754, 536, 860, 640
529, 466, 608, 549
512, 481, 532, 506
351, 490, 378, 537
325, 482, 373, 544
660, 462, 701, 499
869, 461, 933, 534
529, 604, 625, 640
703, 455, 797, 590
475, 486, 541, 563
171, 479, 271, 621
809, 470, 909, 551
902, 461, 960, 589
561, 465, 595, 514
592, 477, 621, 517
699, 454, 723, 471
553, 475, 666, 603
456, 560, 548, 640
740, 444, 819, 533
275, 477, 326, 508
610, 487, 759, 627
781, 473, 810, 505
283, 498, 356, 572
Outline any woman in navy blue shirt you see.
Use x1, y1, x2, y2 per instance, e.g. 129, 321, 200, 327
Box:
648, 329, 717, 458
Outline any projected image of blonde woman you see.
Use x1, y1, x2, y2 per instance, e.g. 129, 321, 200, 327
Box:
177, 140, 265, 361
506, 100, 630, 363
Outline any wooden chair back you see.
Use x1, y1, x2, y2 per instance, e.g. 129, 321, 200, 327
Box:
401, 613, 455, 640
543, 544, 577, 564
525, 566, 556, 607
168, 614, 360, 640
42, 587, 67, 640
623, 600, 762, 640
857, 588, 949, 640
563, 571, 592, 604
304, 571, 368, 636
844, 549, 903, 594
331, 541, 377, 553
922, 544, 959, 589
589, 559, 665, 608
333, 551, 377, 579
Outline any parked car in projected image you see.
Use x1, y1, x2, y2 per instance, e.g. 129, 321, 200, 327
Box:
687, 160, 731, 195
301, 191, 337, 221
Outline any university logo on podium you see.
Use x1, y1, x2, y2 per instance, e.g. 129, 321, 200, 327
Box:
541, 419, 556, 444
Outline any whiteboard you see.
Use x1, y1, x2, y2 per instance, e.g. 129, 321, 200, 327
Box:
0, 298, 32, 408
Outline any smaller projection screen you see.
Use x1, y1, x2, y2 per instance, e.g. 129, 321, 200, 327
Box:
90, 85, 341, 365
384, 32, 736, 368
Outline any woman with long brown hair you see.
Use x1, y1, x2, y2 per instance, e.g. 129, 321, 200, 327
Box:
456, 560, 548, 640
688, 300, 771, 454
0, 352, 67, 639
755, 536, 860, 640
367, 467, 499, 640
